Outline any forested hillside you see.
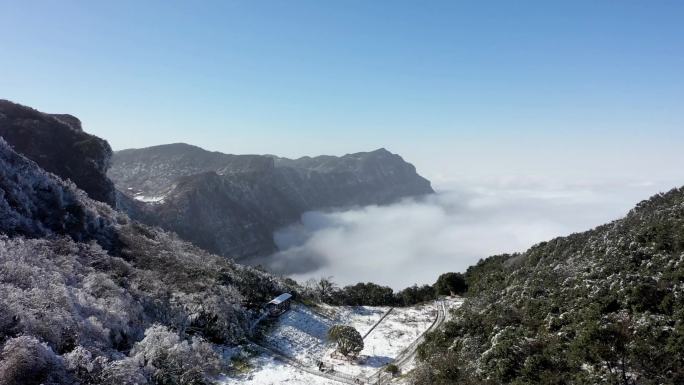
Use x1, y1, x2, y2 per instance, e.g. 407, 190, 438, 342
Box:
414, 187, 684, 385
0, 139, 293, 385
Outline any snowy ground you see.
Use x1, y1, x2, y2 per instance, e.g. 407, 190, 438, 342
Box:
223, 297, 463, 385
328, 304, 390, 333
133, 194, 165, 203
221, 355, 336, 385
260, 304, 333, 365
322, 302, 437, 377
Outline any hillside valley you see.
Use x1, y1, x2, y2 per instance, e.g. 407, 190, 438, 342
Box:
0, 100, 682, 385
3, 2, 683, 384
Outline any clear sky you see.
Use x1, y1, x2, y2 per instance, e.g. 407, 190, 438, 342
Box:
2, 1, 683, 187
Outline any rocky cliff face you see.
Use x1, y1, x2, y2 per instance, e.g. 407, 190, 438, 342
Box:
110, 143, 434, 260
0, 100, 116, 206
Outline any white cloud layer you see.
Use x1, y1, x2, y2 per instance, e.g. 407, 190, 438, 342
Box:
265, 179, 678, 289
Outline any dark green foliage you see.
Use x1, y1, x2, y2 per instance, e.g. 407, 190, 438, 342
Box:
463, 254, 511, 296
396, 284, 436, 306
340, 282, 395, 306
309, 279, 444, 307
385, 363, 400, 376
413, 187, 684, 385
434, 272, 467, 295
306, 279, 440, 307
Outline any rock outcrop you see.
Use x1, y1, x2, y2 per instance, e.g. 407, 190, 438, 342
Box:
0, 100, 116, 206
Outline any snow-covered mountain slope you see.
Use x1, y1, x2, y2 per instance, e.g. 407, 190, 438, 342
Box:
0, 138, 120, 250
0, 135, 294, 385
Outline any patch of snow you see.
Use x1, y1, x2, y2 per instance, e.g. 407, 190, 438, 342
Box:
133, 194, 165, 203
363, 303, 436, 356
261, 304, 333, 365
328, 305, 389, 336
220, 355, 336, 385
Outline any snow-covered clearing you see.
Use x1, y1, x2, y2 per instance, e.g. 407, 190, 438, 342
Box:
323, 299, 461, 378
222, 297, 463, 384
261, 304, 332, 365
221, 355, 336, 385
330, 305, 390, 335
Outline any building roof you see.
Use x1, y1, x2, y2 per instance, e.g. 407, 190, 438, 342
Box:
268, 293, 292, 305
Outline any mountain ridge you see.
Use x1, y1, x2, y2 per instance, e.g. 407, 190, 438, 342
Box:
0, 100, 117, 206
110, 142, 434, 260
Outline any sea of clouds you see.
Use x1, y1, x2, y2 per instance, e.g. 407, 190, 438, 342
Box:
264, 178, 676, 289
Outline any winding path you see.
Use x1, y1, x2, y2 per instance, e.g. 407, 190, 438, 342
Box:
367, 300, 446, 384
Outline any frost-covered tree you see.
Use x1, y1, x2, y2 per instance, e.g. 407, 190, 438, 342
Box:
328, 325, 364, 358
0, 336, 69, 385
132, 324, 221, 385
63, 346, 108, 384
99, 358, 148, 385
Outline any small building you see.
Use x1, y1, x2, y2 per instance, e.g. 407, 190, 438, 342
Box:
266, 293, 292, 317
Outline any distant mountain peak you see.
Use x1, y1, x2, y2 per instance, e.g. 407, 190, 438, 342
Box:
109, 142, 433, 260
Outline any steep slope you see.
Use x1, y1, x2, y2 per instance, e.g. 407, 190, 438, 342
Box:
143, 170, 301, 258
0, 139, 293, 385
0, 100, 116, 206
414, 188, 684, 385
0, 138, 120, 251
109, 144, 434, 260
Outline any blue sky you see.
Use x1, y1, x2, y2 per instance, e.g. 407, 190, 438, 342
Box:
2, 1, 683, 186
